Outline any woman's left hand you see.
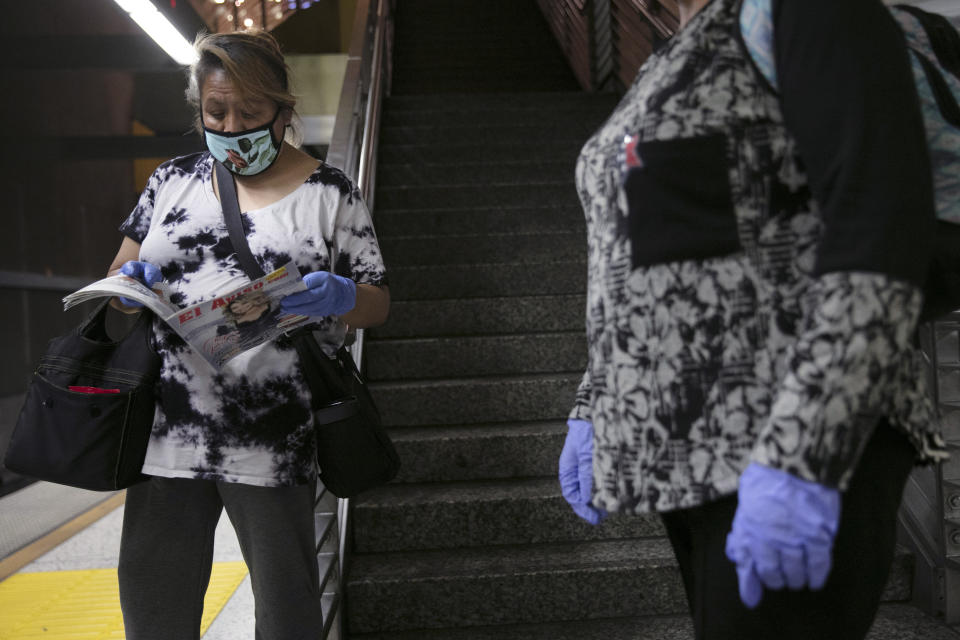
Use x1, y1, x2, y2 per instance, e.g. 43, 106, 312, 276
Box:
725, 463, 841, 609
281, 271, 357, 317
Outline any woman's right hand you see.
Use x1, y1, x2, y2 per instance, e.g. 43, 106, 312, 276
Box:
559, 419, 607, 525
116, 260, 162, 308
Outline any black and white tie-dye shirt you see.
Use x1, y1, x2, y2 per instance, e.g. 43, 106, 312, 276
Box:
120, 151, 387, 487
570, 0, 948, 514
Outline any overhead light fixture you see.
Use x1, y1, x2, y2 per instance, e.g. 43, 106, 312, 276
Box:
112, 0, 198, 66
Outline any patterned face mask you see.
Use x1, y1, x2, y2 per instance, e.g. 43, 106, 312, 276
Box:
203, 110, 284, 176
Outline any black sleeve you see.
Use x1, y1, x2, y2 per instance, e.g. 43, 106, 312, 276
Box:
773, 0, 935, 286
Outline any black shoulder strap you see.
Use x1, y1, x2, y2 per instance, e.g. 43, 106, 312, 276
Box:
214, 160, 346, 400
914, 49, 960, 128
215, 160, 266, 280
896, 4, 960, 80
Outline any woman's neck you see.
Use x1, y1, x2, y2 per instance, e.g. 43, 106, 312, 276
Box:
676, 0, 711, 28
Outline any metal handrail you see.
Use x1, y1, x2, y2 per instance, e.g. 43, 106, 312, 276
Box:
320, 0, 392, 637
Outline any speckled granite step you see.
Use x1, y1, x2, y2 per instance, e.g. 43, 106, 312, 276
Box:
379, 231, 583, 267
382, 103, 613, 127
375, 163, 577, 189
369, 372, 581, 427
347, 543, 916, 635
380, 123, 599, 147
387, 260, 586, 301
373, 204, 582, 237
386, 421, 567, 483
377, 140, 588, 165
369, 295, 585, 339
376, 183, 579, 211
346, 604, 959, 640
352, 476, 665, 552
365, 332, 586, 381
346, 538, 686, 633
384, 92, 619, 112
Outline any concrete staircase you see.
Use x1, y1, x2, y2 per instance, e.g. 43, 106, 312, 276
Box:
345, 1, 956, 638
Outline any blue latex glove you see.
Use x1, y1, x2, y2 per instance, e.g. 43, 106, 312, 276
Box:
725, 463, 841, 609
558, 419, 607, 525
280, 271, 357, 317
117, 260, 162, 308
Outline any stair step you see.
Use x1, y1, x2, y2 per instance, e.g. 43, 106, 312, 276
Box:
387, 421, 567, 483
387, 260, 586, 301
366, 332, 586, 381
353, 477, 664, 553
344, 616, 695, 640
377, 183, 579, 212
375, 162, 576, 188
344, 604, 960, 640
391, 79, 579, 94
392, 64, 575, 81
370, 294, 585, 338
346, 538, 686, 632
373, 205, 582, 236
377, 140, 587, 165
369, 372, 581, 427
381, 123, 598, 147
347, 541, 917, 634
379, 231, 584, 267
392, 79, 581, 94
384, 92, 619, 112
381, 103, 612, 128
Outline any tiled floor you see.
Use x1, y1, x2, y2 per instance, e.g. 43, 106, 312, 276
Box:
0, 484, 255, 639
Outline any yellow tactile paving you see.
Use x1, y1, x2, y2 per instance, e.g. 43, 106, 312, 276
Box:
0, 562, 249, 639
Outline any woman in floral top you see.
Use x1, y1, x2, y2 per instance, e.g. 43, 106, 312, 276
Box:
558, 0, 947, 637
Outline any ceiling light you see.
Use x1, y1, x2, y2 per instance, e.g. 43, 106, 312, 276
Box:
112, 0, 198, 65
243, 17, 254, 27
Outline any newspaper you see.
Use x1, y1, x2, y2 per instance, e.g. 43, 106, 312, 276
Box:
63, 261, 313, 370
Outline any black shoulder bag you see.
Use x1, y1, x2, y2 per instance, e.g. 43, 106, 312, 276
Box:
215, 161, 399, 498
4, 300, 160, 490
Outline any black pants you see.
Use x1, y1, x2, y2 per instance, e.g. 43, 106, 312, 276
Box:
118, 476, 322, 640
660, 422, 915, 640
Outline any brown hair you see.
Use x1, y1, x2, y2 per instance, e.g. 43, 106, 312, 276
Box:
185, 29, 301, 144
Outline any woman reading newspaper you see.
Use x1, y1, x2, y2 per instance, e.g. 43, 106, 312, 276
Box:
105, 30, 388, 640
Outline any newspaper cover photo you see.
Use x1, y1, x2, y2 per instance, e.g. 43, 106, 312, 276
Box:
63, 261, 313, 370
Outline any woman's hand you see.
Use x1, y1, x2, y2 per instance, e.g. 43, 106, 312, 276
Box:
281, 271, 357, 317
725, 463, 841, 609
559, 419, 607, 525
116, 260, 163, 308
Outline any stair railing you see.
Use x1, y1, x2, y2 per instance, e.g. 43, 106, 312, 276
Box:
319, 0, 392, 638
900, 314, 960, 623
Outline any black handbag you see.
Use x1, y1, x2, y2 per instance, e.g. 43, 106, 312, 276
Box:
216, 161, 400, 498
4, 300, 160, 491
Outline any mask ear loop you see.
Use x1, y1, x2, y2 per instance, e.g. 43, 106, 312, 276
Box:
268, 107, 287, 151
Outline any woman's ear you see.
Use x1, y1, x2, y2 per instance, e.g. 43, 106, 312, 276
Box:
280, 106, 294, 129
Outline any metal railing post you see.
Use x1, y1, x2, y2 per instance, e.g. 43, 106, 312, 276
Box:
319, 0, 392, 636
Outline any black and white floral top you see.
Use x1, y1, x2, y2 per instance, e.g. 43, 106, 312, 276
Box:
570, 0, 948, 514
120, 152, 387, 487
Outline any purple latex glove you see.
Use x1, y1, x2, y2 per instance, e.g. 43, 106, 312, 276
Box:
559, 419, 607, 525
725, 463, 841, 609
117, 260, 162, 308
280, 271, 357, 317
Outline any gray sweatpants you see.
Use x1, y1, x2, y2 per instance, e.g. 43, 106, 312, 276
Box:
118, 476, 322, 640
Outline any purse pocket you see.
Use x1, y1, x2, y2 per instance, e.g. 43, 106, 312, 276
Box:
624, 133, 741, 268
5, 373, 154, 490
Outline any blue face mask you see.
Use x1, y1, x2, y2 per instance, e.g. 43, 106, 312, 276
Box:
203, 110, 284, 176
